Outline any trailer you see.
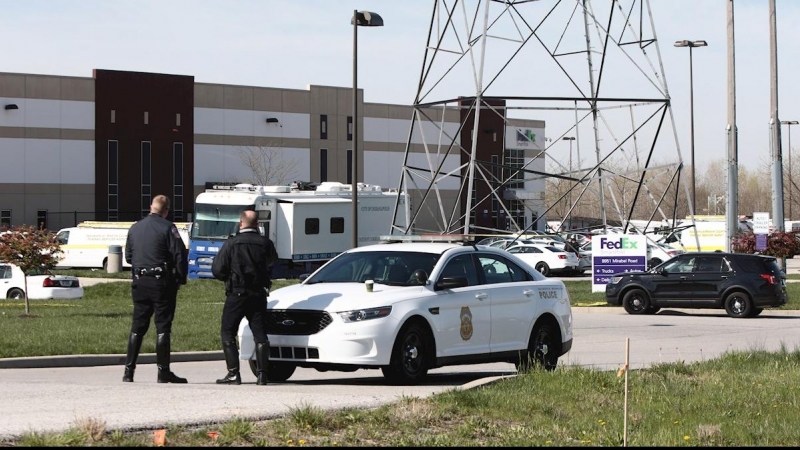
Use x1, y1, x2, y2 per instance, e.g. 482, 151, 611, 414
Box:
187, 181, 409, 279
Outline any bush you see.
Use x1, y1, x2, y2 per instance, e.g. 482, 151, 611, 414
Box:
731, 231, 799, 259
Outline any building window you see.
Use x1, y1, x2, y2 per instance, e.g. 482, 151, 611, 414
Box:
320, 115, 328, 140
37, 210, 47, 230
346, 149, 353, 185
319, 149, 328, 182
505, 149, 524, 190
305, 218, 320, 235
347, 116, 353, 141
110, 110, 115, 124
330, 217, 344, 234
0, 210, 10, 228
144, 111, 149, 125
173, 142, 184, 221
491, 155, 499, 214
176, 113, 181, 127
108, 140, 118, 221
141, 141, 151, 217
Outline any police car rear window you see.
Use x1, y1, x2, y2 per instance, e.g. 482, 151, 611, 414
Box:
737, 256, 778, 274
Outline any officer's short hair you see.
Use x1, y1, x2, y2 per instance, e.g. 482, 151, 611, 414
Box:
151, 195, 171, 214
240, 210, 258, 228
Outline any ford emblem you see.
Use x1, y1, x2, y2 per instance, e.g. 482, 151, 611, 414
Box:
281, 320, 296, 326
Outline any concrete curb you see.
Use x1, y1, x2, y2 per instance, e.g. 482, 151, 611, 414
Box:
0, 350, 223, 369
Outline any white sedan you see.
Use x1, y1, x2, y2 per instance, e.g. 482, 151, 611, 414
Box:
238, 241, 574, 385
1, 263, 83, 300
505, 243, 580, 277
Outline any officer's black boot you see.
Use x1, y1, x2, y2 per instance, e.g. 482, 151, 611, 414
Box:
122, 332, 143, 382
216, 341, 241, 385
156, 332, 188, 384
256, 342, 269, 386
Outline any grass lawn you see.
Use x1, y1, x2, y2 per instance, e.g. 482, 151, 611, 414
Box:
8, 349, 800, 446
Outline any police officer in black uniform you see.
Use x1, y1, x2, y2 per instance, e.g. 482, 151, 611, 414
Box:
212, 210, 278, 385
122, 195, 188, 384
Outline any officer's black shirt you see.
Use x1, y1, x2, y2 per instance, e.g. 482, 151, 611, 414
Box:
211, 228, 278, 295
125, 213, 188, 284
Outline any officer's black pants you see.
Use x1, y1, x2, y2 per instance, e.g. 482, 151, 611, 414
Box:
221, 291, 268, 344
130, 276, 178, 335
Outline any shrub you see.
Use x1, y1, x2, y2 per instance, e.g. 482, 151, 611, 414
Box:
731, 231, 799, 259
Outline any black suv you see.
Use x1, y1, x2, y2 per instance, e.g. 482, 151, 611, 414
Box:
605, 252, 788, 318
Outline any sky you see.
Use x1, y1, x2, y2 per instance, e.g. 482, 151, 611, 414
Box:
1, 0, 798, 174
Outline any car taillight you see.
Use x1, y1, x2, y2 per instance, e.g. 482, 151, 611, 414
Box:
760, 274, 777, 285
668, 250, 678, 256
558, 254, 567, 259
43, 277, 56, 287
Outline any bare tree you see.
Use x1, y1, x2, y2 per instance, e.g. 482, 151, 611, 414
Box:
236, 145, 300, 186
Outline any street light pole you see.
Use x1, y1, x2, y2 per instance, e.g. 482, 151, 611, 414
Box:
562, 137, 575, 225
351, 10, 384, 248
674, 39, 707, 216
781, 120, 799, 220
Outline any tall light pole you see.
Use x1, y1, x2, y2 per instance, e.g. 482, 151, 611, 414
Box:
781, 120, 799, 220
351, 10, 384, 248
562, 137, 575, 225
674, 39, 708, 216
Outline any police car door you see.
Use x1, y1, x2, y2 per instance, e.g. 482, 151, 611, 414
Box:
477, 253, 541, 353
430, 253, 491, 357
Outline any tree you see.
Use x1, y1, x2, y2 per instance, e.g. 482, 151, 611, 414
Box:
0, 226, 63, 315
236, 145, 300, 186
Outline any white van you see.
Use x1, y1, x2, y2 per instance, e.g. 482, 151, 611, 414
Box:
55, 226, 130, 270
55, 221, 191, 270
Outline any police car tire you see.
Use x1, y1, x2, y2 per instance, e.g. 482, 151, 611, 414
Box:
248, 360, 296, 382
534, 262, 550, 277
516, 321, 559, 372
381, 322, 430, 385
724, 292, 753, 319
7, 288, 24, 300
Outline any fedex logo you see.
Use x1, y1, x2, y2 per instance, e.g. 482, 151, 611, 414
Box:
599, 237, 638, 250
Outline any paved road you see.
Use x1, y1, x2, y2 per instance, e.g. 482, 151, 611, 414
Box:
3, 308, 800, 439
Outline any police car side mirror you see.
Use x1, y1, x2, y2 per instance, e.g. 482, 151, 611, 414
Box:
434, 276, 469, 291
659, 268, 668, 276
298, 273, 310, 282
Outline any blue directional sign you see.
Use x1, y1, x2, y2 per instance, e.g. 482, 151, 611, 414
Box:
591, 235, 647, 293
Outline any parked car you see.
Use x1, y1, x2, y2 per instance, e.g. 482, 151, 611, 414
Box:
646, 242, 683, 269
1, 263, 83, 300
505, 243, 580, 277
605, 252, 787, 318
238, 240, 574, 384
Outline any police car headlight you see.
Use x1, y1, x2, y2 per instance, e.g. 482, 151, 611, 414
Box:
338, 306, 392, 323
608, 276, 623, 285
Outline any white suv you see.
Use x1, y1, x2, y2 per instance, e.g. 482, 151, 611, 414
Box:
238, 241, 574, 385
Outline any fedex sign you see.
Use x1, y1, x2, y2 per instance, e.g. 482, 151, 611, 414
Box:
599, 237, 639, 250
591, 234, 647, 293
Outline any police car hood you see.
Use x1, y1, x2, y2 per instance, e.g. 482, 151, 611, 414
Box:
268, 283, 426, 311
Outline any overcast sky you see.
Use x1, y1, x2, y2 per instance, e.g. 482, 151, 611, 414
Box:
1, 0, 798, 174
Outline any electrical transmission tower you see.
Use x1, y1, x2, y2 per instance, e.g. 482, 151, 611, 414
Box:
388, 0, 696, 240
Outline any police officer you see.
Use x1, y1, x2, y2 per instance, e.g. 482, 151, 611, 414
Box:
212, 210, 278, 386
122, 195, 188, 384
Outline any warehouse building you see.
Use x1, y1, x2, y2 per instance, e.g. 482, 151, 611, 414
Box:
0, 69, 546, 233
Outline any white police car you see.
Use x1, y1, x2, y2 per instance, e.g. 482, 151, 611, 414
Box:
238, 237, 573, 385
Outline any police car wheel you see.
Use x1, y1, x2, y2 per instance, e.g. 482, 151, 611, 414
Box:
724, 292, 753, 318
7, 288, 24, 300
248, 360, 297, 382
516, 321, 559, 372
534, 262, 550, 277
381, 322, 430, 385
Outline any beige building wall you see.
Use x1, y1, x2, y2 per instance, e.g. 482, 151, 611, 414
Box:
0, 73, 95, 231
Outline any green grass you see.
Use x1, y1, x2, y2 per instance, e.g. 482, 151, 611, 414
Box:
7, 349, 800, 446
1, 278, 798, 359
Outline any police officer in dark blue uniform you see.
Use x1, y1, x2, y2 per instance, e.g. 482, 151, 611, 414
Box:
212, 210, 278, 385
122, 195, 188, 384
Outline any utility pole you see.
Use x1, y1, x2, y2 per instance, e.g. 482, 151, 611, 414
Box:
768, 0, 785, 272
725, 0, 739, 253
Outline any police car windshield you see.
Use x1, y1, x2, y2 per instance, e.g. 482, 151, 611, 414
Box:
306, 251, 440, 287
192, 204, 250, 240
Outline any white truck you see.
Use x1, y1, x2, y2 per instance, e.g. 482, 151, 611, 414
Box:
187, 181, 409, 279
